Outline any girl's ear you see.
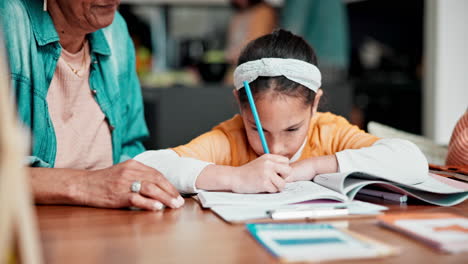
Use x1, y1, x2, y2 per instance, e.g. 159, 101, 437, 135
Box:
311, 89, 323, 116
232, 89, 239, 104
232, 89, 243, 113
232, 89, 242, 115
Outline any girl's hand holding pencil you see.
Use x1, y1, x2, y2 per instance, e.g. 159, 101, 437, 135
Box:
230, 154, 291, 193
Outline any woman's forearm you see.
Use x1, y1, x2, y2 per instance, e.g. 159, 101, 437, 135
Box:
30, 160, 185, 210
29, 167, 88, 205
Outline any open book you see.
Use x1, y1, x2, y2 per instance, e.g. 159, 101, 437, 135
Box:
198, 172, 468, 208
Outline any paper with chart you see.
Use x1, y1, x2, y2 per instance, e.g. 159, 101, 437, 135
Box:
247, 223, 397, 262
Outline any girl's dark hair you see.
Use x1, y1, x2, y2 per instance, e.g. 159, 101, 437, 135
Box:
237, 29, 318, 107
230, 0, 264, 10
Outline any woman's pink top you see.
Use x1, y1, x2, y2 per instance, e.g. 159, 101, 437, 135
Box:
46, 42, 113, 170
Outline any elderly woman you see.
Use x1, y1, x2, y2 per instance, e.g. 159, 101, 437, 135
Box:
0, 0, 184, 210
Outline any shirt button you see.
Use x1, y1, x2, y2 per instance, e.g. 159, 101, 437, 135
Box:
109, 125, 115, 131
93, 60, 98, 64
92, 89, 97, 95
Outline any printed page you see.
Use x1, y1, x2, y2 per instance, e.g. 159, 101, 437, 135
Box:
397, 188, 468, 206
313, 171, 468, 206
313, 172, 351, 193
197, 181, 347, 208
340, 172, 467, 195
395, 218, 468, 244
344, 181, 468, 206
402, 173, 468, 193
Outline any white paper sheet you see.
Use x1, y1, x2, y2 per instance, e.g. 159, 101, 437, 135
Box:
210, 200, 387, 223
198, 181, 348, 208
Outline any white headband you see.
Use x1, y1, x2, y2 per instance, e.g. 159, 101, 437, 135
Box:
233, 58, 321, 92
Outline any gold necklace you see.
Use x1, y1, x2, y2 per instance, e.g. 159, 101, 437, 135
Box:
64, 44, 87, 78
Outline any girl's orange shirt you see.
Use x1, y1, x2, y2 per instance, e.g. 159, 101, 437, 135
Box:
172, 112, 380, 166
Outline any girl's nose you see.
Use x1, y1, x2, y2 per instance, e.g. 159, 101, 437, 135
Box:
268, 137, 287, 156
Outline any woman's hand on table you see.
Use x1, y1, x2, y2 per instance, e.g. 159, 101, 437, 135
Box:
30, 160, 184, 211
81, 160, 184, 210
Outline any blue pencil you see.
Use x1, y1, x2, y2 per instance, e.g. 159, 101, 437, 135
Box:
243, 81, 270, 154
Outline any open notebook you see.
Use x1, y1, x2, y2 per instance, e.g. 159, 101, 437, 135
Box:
198, 172, 468, 208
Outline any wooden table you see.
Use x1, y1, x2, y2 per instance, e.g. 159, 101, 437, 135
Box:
36, 199, 468, 264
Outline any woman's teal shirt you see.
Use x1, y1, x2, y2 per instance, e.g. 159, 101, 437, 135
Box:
0, 0, 149, 167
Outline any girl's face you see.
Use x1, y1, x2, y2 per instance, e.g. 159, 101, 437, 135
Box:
237, 90, 322, 160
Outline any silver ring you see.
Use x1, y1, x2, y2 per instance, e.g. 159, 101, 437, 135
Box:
130, 181, 142, 193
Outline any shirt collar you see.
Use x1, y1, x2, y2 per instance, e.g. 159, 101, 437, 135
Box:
289, 113, 319, 163
87, 30, 111, 56
24, 0, 111, 56
290, 136, 308, 163
24, 0, 59, 46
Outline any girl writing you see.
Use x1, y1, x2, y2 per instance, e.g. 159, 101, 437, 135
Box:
135, 29, 428, 195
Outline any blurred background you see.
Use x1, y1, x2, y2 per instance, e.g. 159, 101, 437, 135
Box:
119, 0, 467, 160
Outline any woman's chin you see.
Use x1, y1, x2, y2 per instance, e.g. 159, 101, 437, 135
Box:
89, 8, 116, 27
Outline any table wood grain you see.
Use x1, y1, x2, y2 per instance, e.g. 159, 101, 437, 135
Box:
36, 199, 468, 264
